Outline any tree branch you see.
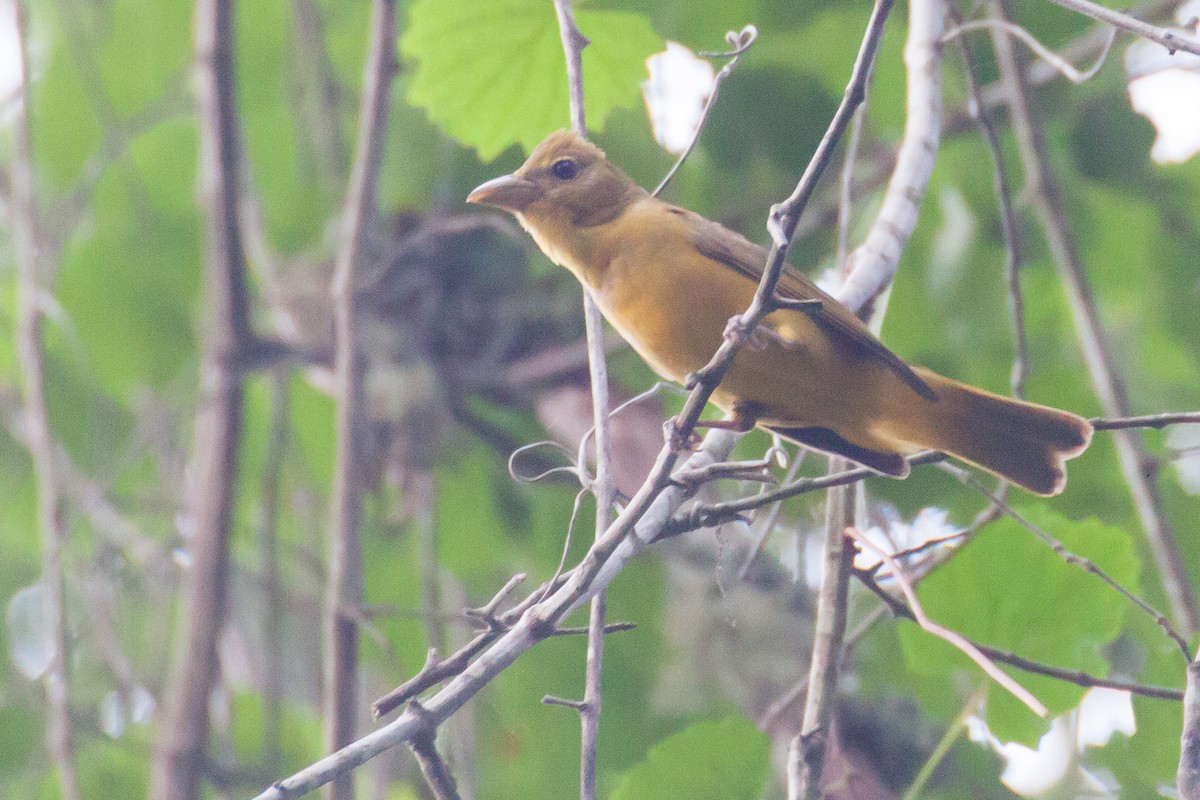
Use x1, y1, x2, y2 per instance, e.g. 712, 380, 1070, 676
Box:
324, 2, 398, 798
252, 432, 741, 799
1180, 652, 1200, 799
11, 4, 80, 798
1041, 0, 1200, 57
837, 0, 943, 313
788, 463, 857, 799
552, 3, 611, 795
151, 0, 254, 796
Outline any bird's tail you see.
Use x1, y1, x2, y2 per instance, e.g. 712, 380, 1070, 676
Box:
889, 367, 1093, 496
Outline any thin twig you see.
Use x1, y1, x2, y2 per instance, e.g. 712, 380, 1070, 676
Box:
550, 4, 610, 795
1092, 412, 1200, 431
990, 0, 1200, 635
258, 371, 290, 778
324, 2, 398, 798
848, 526, 1047, 715
653, 25, 757, 197
1041, 0, 1200, 57
553, 0, 589, 137
948, 6, 1028, 401
11, 4, 80, 798
737, 451, 805, 580
939, 459, 1192, 658
902, 691, 985, 800
255, 431, 740, 799
944, 18, 1116, 83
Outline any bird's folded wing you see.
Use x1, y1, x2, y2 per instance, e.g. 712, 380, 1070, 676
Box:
676, 206, 937, 401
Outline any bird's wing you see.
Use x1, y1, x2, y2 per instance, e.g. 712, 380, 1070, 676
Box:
675, 206, 937, 401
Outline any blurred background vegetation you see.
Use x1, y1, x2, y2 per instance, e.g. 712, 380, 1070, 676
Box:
1, 0, 1198, 798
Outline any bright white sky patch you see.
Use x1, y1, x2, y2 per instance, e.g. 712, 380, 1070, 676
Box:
970, 687, 1136, 797
0, 0, 21, 108
1125, 2, 1200, 164
642, 42, 716, 154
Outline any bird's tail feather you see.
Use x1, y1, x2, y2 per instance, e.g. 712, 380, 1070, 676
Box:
891, 367, 1092, 496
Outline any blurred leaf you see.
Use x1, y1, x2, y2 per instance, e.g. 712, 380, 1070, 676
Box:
97, 0, 192, 118
401, 0, 662, 160
30, 40, 105, 189
898, 507, 1139, 744
610, 715, 770, 800
0, 705, 40, 781
55, 156, 200, 397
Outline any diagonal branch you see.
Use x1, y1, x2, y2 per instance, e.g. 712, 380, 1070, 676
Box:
324, 2, 398, 799
1040, 0, 1200, 57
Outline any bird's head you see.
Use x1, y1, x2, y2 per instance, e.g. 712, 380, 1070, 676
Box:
467, 130, 643, 231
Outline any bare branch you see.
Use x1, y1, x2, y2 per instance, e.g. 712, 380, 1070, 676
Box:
11, 4, 80, 798
944, 18, 1116, 84
1041, 0, 1200, 57
324, 2, 398, 798
253, 432, 741, 799
940, 459, 1192, 658
553, 0, 589, 136
1181, 654, 1200, 799
410, 724, 462, 800
947, 2, 1030, 445
1093, 412, 1200, 431
788, 464, 857, 799
837, 0, 943, 313
550, 4, 611, 793
653, 25, 758, 198
151, 0, 254, 796
850, 527, 1047, 714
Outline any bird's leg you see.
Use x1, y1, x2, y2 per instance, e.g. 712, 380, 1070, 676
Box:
723, 315, 787, 352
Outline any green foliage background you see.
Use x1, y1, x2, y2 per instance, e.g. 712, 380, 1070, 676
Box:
1, 0, 1197, 798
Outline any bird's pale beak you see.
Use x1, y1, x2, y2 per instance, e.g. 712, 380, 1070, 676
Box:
467, 174, 543, 212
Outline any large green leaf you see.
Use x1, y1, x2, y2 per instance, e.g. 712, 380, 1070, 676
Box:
610, 716, 770, 800
897, 507, 1139, 744
401, 0, 662, 160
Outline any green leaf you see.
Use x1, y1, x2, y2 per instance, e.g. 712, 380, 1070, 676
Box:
97, 0, 192, 118
610, 716, 769, 800
897, 507, 1139, 744
55, 148, 200, 397
401, 0, 662, 160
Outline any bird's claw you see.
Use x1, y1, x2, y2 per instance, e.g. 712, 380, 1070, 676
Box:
724, 315, 782, 352
663, 417, 701, 452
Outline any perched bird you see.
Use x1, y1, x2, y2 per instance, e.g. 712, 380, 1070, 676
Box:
468, 130, 1092, 495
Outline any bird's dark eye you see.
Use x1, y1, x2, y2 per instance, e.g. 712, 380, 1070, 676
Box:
550, 158, 579, 181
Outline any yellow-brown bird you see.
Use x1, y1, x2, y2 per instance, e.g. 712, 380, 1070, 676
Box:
469, 130, 1092, 495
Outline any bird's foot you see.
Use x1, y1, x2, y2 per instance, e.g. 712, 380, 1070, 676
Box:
723, 315, 783, 352
664, 417, 702, 452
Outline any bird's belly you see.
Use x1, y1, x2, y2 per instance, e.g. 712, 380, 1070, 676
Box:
598, 268, 879, 428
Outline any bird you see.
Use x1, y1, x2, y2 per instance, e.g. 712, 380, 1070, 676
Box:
468, 130, 1092, 495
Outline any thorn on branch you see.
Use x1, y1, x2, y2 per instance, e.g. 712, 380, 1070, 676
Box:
550, 621, 637, 637
543, 695, 589, 712
464, 572, 527, 628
